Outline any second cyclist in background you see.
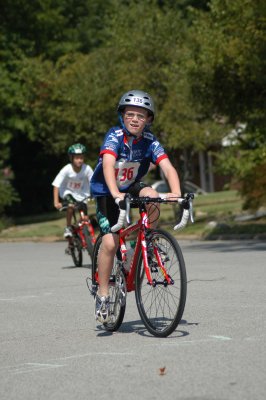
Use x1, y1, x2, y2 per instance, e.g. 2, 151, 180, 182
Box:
52, 143, 94, 239
90, 89, 182, 323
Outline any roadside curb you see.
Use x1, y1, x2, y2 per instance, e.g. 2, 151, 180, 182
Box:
0, 236, 64, 243
1, 234, 266, 243
203, 233, 266, 241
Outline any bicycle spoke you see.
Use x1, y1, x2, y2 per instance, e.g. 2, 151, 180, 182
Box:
135, 229, 187, 337
91, 235, 126, 331
70, 236, 83, 267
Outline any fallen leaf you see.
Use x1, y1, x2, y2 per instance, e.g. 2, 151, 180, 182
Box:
159, 367, 166, 375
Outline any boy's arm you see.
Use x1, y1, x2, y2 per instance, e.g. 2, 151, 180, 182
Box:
53, 186, 62, 209
158, 158, 181, 197
88, 166, 94, 181
102, 154, 124, 200
86, 165, 94, 196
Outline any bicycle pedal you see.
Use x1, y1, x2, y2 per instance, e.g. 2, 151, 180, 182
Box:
86, 278, 97, 297
119, 290, 126, 306
109, 275, 116, 284
65, 247, 71, 255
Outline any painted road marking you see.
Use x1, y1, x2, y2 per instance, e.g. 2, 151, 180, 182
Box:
0, 293, 52, 301
3, 336, 260, 376
51, 352, 134, 361
2, 352, 134, 375
10, 363, 66, 375
209, 335, 232, 340
147, 335, 232, 347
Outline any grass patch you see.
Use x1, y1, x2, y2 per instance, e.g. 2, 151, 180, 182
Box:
203, 219, 266, 239
0, 190, 265, 240
0, 218, 66, 239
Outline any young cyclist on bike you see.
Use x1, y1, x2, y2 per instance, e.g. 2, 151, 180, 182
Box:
52, 143, 94, 238
90, 90, 181, 323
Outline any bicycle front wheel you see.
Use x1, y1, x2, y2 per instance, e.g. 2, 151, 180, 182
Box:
135, 229, 187, 337
91, 235, 126, 332
70, 235, 83, 267
83, 225, 94, 259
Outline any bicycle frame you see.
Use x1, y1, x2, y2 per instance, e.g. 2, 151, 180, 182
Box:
69, 208, 96, 247
91, 193, 194, 336
118, 204, 172, 292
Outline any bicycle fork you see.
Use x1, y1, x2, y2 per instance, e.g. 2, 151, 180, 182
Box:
142, 231, 174, 288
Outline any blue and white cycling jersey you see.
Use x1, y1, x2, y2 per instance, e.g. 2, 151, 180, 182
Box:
90, 126, 168, 196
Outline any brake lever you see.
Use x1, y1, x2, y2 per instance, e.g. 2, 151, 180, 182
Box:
189, 199, 194, 223
126, 195, 131, 224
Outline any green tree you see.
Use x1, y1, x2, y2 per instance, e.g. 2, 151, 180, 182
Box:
0, 0, 113, 215
186, 0, 266, 208
2, 0, 265, 217
0, 0, 110, 59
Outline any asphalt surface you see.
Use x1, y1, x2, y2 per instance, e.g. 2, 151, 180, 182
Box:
0, 240, 265, 400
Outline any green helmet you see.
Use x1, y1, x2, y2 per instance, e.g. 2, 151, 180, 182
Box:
68, 143, 87, 155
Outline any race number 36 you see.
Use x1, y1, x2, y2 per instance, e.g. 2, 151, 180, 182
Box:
114, 161, 139, 187
115, 167, 134, 182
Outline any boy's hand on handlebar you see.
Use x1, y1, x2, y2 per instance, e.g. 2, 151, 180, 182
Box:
54, 202, 63, 210
114, 195, 127, 210
111, 194, 128, 232
113, 192, 125, 201
165, 192, 181, 199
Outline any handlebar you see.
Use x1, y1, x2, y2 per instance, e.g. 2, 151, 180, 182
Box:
110, 193, 194, 233
59, 196, 94, 212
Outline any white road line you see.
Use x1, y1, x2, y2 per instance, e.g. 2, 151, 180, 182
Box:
3, 352, 134, 375
52, 352, 133, 361
149, 336, 232, 346
10, 363, 66, 375
0, 295, 38, 301
26, 363, 65, 367
0, 293, 52, 301
209, 335, 232, 340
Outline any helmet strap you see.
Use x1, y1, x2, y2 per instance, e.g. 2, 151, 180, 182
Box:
118, 112, 134, 137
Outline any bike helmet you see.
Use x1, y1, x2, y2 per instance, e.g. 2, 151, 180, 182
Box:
117, 90, 155, 120
68, 143, 87, 155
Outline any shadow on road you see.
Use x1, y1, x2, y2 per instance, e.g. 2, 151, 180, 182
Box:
95, 318, 199, 338
62, 263, 92, 269
187, 277, 226, 283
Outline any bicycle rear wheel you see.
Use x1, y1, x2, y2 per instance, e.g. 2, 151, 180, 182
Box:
83, 225, 94, 259
135, 228, 187, 337
91, 235, 126, 331
70, 234, 83, 267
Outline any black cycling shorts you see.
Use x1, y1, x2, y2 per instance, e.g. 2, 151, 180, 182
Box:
63, 194, 88, 215
96, 181, 150, 235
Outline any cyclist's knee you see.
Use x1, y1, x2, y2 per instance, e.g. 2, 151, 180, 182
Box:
101, 233, 118, 254
139, 187, 158, 198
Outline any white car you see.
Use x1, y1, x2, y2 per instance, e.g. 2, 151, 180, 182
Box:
151, 180, 207, 196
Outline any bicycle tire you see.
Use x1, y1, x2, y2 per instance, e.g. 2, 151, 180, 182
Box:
135, 228, 187, 337
70, 234, 83, 267
91, 235, 126, 332
83, 225, 94, 259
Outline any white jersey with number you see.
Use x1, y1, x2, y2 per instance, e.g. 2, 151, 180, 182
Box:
52, 163, 94, 201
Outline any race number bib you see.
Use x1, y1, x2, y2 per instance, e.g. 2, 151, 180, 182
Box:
67, 180, 82, 190
115, 161, 139, 188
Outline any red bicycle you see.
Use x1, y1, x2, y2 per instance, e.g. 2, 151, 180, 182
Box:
89, 193, 194, 337
60, 198, 97, 267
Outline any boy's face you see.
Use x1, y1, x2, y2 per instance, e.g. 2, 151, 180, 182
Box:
122, 106, 151, 137
72, 154, 84, 168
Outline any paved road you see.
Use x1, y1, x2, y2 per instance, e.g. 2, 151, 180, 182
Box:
0, 240, 265, 400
